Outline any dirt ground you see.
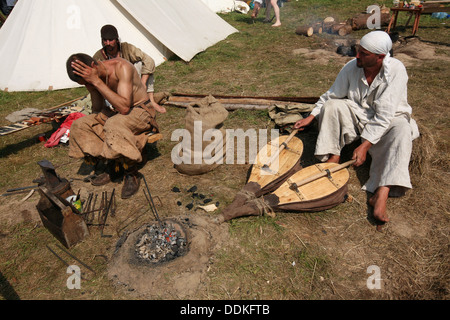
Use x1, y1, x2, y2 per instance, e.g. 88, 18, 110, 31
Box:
0, 38, 448, 301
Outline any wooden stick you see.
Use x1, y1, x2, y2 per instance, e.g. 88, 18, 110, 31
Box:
263, 129, 299, 168
43, 96, 86, 113
293, 160, 356, 188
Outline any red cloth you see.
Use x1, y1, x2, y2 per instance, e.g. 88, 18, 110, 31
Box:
44, 112, 85, 148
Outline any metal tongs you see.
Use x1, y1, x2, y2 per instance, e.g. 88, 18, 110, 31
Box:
142, 175, 162, 227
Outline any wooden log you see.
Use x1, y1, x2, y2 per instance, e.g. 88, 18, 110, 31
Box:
349, 12, 391, 30
295, 25, 314, 37
171, 93, 319, 104
331, 23, 347, 34
322, 21, 335, 33
165, 101, 272, 111
312, 22, 323, 34
338, 24, 353, 36
322, 17, 336, 33
168, 95, 319, 105
169, 95, 294, 106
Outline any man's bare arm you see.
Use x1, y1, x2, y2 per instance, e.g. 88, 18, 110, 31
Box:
71, 60, 133, 115
85, 84, 106, 114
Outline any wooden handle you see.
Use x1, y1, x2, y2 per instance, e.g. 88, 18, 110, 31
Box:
263, 129, 299, 168
293, 160, 356, 188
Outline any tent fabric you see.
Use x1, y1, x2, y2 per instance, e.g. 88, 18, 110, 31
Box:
0, 0, 238, 92
117, 0, 238, 62
200, 0, 236, 13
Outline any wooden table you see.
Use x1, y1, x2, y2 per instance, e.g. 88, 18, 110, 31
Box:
386, 7, 424, 36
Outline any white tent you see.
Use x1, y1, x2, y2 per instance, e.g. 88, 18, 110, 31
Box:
200, 0, 236, 13
0, 0, 238, 92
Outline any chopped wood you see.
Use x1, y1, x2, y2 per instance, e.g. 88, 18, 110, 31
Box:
338, 25, 353, 36
348, 12, 391, 30
312, 22, 323, 34
331, 23, 347, 34
322, 21, 334, 33
295, 25, 314, 37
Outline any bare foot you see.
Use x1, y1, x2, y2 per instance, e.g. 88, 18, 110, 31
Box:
272, 22, 281, 27
368, 187, 390, 223
252, 4, 260, 19
326, 155, 340, 163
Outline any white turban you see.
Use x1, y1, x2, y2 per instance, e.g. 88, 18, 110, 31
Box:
360, 31, 392, 57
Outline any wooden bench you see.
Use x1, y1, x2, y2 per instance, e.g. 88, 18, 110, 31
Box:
387, 7, 423, 36
387, 1, 450, 36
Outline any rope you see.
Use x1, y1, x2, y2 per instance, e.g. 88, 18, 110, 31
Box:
253, 198, 276, 218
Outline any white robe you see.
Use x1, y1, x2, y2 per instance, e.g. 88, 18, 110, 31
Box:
310, 57, 419, 195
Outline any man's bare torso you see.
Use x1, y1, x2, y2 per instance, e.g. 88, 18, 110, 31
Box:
104, 58, 149, 107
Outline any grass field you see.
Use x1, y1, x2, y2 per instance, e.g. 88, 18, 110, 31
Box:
0, 0, 449, 301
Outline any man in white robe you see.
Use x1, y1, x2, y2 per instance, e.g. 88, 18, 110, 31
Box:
294, 31, 419, 226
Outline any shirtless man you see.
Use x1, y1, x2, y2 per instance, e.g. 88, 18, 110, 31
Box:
294, 31, 419, 227
93, 24, 166, 114
66, 53, 159, 199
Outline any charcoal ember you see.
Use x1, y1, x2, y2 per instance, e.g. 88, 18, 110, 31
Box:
186, 203, 194, 210
134, 222, 187, 264
187, 186, 197, 193
177, 201, 182, 206
203, 199, 212, 204
336, 45, 356, 57
172, 187, 181, 193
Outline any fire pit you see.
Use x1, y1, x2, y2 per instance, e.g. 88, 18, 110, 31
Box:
134, 220, 188, 264
108, 214, 229, 299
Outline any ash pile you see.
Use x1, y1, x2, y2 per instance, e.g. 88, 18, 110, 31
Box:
108, 214, 229, 299
135, 221, 188, 264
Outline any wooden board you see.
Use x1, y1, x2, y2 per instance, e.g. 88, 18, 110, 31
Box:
146, 132, 163, 144
273, 162, 350, 204
247, 134, 303, 189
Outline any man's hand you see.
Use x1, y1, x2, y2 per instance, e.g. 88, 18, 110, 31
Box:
71, 60, 101, 86
293, 114, 315, 131
352, 140, 372, 167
